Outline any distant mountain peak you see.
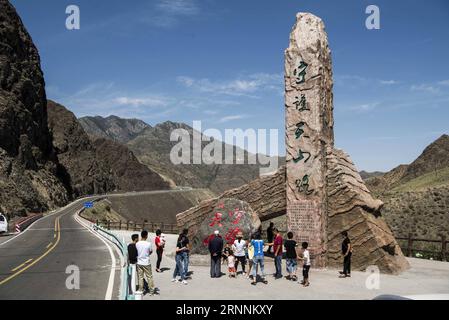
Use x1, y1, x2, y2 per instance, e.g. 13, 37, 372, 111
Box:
78, 115, 150, 144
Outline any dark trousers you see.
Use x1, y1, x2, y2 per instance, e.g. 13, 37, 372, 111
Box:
302, 265, 310, 279
267, 237, 273, 253
156, 248, 163, 270
210, 255, 221, 278
274, 255, 282, 277
234, 255, 246, 273
343, 252, 352, 275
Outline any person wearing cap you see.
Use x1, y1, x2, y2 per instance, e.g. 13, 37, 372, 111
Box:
208, 230, 224, 278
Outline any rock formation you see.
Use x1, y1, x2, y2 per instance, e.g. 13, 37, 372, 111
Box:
191, 198, 261, 254
0, 0, 68, 216
285, 12, 334, 267
78, 115, 150, 144
47, 100, 170, 197
326, 149, 408, 273
177, 13, 409, 274
177, 166, 286, 242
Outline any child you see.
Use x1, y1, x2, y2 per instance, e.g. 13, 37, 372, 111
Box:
298, 242, 311, 287
227, 250, 236, 278
160, 233, 166, 247
246, 235, 254, 280
284, 231, 298, 281
222, 244, 232, 265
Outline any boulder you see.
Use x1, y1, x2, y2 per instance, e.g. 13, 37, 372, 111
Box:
191, 198, 261, 254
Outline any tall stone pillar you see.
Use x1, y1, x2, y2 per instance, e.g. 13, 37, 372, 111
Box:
285, 13, 334, 267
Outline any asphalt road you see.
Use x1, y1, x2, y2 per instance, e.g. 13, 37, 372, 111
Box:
0, 198, 121, 300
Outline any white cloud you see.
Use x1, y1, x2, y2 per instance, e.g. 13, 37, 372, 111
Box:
350, 102, 380, 112
156, 0, 199, 15
379, 80, 399, 85
218, 115, 248, 123
437, 79, 449, 86
410, 84, 440, 94
144, 0, 200, 28
176, 73, 282, 97
114, 96, 169, 107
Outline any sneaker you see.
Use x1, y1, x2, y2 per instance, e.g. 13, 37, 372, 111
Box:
182, 280, 188, 285
171, 278, 179, 283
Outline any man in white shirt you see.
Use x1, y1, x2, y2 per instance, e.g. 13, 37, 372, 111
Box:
232, 231, 247, 276
136, 230, 155, 295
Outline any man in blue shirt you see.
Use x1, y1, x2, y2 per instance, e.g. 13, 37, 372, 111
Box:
250, 232, 269, 285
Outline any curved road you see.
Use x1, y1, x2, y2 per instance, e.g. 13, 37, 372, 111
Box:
0, 197, 120, 300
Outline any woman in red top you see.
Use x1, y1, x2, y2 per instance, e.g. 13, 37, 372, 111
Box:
155, 229, 164, 272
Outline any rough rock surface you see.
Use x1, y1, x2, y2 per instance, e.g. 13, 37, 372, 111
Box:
284, 12, 334, 267
47, 100, 170, 197
81, 117, 287, 193
177, 166, 286, 241
0, 0, 68, 216
78, 115, 150, 144
191, 198, 261, 254
326, 149, 409, 274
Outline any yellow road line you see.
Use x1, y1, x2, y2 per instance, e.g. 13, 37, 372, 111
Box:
11, 258, 33, 272
46, 242, 53, 249
0, 217, 61, 286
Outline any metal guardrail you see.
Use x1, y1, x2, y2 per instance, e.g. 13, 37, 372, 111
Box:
77, 206, 133, 300
92, 223, 134, 300
95, 220, 179, 235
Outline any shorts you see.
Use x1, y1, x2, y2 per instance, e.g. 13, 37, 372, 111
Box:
286, 258, 298, 273
302, 265, 310, 279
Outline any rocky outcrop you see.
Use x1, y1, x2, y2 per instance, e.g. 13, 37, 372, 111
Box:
177, 166, 286, 241
0, 0, 68, 216
78, 115, 150, 144
47, 100, 170, 197
93, 138, 170, 192
85, 119, 284, 194
191, 198, 261, 254
326, 149, 409, 274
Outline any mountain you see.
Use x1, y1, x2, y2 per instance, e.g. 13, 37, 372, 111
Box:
359, 170, 384, 180
78, 115, 150, 144
81, 117, 284, 194
0, 0, 68, 216
366, 135, 449, 194
365, 135, 449, 240
47, 100, 170, 197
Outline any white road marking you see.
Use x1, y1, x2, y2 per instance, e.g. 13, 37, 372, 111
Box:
74, 213, 116, 300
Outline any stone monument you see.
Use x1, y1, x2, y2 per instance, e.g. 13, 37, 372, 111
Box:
285, 12, 333, 267
177, 12, 409, 274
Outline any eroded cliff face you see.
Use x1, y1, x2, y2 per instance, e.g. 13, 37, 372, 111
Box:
0, 1, 170, 217
0, 0, 68, 216
47, 100, 171, 197
326, 149, 409, 274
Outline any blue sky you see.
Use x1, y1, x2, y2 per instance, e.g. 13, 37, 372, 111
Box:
11, 0, 449, 172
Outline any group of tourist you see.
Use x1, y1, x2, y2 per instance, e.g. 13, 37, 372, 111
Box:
127, 228, 191, 295
126, 223, 353, 296
206, 227, 311, 286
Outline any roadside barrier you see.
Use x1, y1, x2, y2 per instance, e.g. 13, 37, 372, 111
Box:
94, 223, 133, 300
14, 213, 43, 233
77, 208, 134, 300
